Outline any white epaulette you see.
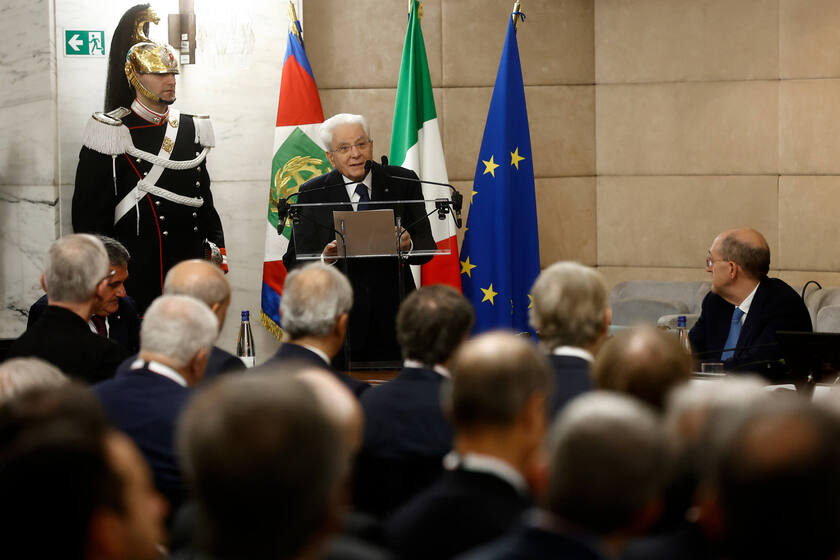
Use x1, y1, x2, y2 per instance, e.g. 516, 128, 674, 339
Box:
81, 107, 133, 156
189, 114, 215, 148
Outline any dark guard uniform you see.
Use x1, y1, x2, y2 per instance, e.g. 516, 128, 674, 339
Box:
73, 102, 225, 314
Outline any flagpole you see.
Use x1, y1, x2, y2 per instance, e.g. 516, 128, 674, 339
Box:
512, 1, 522, 30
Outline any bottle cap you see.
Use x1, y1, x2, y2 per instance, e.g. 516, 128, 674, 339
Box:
241, 310, 250, 321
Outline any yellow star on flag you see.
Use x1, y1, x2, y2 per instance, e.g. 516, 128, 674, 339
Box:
471, 189, 478, 203
481, 283, 498, 305
528, 294, 533, 309
510, 147, 525, 169
482, 155, 500, 177
460, 257, 477, 278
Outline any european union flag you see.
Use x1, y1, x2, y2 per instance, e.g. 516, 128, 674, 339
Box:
459, 15, 540, 334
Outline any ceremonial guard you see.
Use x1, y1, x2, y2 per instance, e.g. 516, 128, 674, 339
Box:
72, 5, 226, 314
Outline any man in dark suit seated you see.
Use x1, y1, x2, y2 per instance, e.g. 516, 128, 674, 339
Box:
28, 235, 140, 354
689, 228, 812, 379
265, 262, 369, 397
177, 373, 351, 560
6, 234, 129, 384
0, 384, 167, 560
461, 392, 671, 560
385, 332, 552, 559
282, 113, 435, 365
92, 294, 218, 514
355, 285, 473, 518
114, 259, 244, 381
529, 261, 611, 416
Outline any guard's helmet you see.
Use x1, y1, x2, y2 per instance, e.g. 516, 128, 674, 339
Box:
125, 41, 179, 103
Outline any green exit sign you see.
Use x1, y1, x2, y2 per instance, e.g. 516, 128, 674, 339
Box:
64, 30, 106, 57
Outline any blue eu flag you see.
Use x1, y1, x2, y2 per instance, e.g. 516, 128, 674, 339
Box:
459, 16, 540, 334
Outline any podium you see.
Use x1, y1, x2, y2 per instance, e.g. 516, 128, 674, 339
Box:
287, 198, 456, 371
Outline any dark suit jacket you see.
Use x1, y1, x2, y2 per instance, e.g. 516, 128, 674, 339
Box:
92, 365, 192, 511
548, 354, 592, 416
28, 293, 141, 354
355, 366, 453, 516
458, 522, 608, 560
385, 469, 531, 560
282, 163, 435, 362
689, 277, 812, 380
6, 305, 129, 384
114, 346, 245, 384
263, 342, 369, 397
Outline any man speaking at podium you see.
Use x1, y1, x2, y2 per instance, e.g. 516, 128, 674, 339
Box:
283, 113, 434, 366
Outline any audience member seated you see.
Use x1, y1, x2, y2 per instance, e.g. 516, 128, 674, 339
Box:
707, 396, 840, 560
623, 376, 769, 560
0, 357, 67, 402
0, 384, 167, 560
115, 259, 244, 381
355, 285, 473, 517
28, 235, 140, 353
385, 331, 552, 559
6, 234, 130, 383
177, 373, 351, 560
461, 392, 672, 560
593, 324, 692, 412
690, 227, 812, 379
92, 294, 218, 514
265, 262, 369, 397
530, 261, 610, 416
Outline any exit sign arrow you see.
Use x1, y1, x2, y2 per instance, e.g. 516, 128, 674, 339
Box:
68, 33, 83, 51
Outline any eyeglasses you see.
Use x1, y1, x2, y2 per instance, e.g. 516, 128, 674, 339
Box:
706, 255, 731, 268
331, 140, 371, 155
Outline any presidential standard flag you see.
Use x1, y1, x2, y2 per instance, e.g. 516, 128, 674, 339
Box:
260, 10, 331, 339
458, 12, 540, 334
389, 0, 461, 290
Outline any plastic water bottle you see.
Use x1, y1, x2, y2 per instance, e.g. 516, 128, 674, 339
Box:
676, 315, 690, 353
236, 310, 256, 368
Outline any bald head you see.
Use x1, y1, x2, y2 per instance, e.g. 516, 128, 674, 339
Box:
164, 260, 231, 331
714, 228, 770, 280
593, 325, 692, 412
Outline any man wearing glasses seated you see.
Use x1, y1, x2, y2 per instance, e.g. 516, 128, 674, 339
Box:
689, 227, 811, 379
283, 113, 434, 367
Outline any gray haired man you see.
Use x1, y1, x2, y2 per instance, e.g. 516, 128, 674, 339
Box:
7, 234, 130, 383
92, 294, 218, 512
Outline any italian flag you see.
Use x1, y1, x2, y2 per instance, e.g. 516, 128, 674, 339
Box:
260, 14, 331, 340
389, 0, 461, 290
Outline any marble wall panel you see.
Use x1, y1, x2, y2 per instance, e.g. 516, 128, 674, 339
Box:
780, 0, 840, 79
0, 0, 53, 108
0, 99, 56, 186
443, 0, 594, 87
778, 271, 840, 290
596, 81, 778, 175
778, 176, 840, 271
597, 176, 779, 268
536, 177, 596, 266
779, 79, 840, 175
0, 185, 59, 338
595, 0, 778, 83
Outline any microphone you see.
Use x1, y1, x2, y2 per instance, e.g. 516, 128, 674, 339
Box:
373, 161, 464, 228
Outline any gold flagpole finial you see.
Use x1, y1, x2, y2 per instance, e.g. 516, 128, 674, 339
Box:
512, 1, 523, 30
288, 1, 301, 41
408, 0, 423, 20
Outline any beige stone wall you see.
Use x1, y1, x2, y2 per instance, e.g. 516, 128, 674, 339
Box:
304, 0, 840, 290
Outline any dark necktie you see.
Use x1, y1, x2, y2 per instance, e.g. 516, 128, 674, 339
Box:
91, 315, 107, 338
355, 183, 372, 211
720, 307, 744, 361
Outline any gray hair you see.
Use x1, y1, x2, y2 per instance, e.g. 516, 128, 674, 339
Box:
44, 234, 109, 303
177, 373, 346, 560
529, 261, 608, 349
0, 358, 67, 402
163, 260, 230, 306
281, 263, 353, 339
445, 331, 553, 430
140, 295, 218, 368
94, 235, 130, 267
319, 113, 371, 151
547, 391, 672, 534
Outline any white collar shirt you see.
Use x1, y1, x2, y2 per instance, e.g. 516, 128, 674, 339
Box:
130, 359, 188, 387
551, 346, 594, 363
344, 172, 372, 212
737, 282, 760, 326
403, 359, 450, 378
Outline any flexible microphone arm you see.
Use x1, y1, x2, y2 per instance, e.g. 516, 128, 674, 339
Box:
276, 176, 365, 235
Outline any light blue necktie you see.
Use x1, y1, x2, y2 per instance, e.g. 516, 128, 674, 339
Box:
355, 183, 372, 211
721, 307, 745, 361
